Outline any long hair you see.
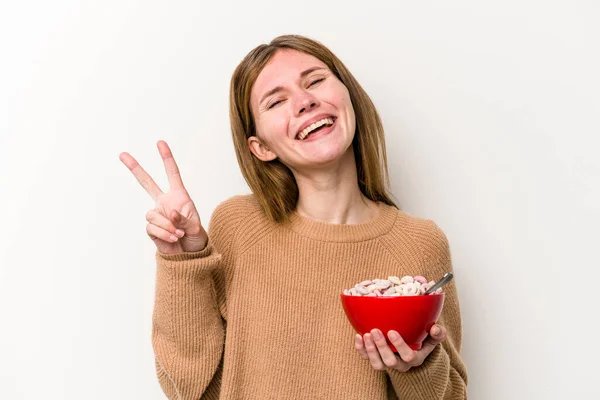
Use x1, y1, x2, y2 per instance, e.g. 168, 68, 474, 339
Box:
229, 34, 397, 223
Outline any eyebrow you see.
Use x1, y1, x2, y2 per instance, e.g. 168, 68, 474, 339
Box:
259, 66, 327, 105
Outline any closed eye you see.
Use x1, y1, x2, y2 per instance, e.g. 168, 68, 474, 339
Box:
309, 78, 325, 87
268, 99, 283, 109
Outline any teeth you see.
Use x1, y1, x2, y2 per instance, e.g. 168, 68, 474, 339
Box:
297, 118, 334, 140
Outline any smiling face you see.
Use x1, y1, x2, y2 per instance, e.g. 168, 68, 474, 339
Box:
248, 49, 356, 171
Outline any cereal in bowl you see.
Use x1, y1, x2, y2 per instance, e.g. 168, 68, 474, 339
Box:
343, 275, 443, 297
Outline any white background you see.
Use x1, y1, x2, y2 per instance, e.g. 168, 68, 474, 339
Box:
1, 1, 598, 399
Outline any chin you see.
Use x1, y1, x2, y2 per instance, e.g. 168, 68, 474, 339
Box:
303, 142, 354, 168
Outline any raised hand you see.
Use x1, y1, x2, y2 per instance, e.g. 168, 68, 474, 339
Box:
119, 140, 208, 254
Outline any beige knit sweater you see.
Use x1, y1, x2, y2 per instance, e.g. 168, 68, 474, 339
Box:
152, 195, 468, 399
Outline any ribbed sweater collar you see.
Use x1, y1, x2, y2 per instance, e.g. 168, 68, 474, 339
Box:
286, 202, 398, 243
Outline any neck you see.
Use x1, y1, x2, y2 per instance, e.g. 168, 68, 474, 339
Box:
292, 148, 378, 224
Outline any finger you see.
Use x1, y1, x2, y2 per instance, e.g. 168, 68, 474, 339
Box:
363, 333, 386, 371
420, 324, 447, 355
146, 223, 179, 243
157, 140, 185, 190
431, 324, 447, 341
371, 329, 403, 369
354, 334, 369, 360
387, 331, 420, 367
146, 210, 185, 237
170, 209, 186, 227
170, 209, 194, 232
119, 152, 163, 200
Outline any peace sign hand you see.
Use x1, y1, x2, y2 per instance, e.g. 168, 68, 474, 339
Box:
119, 140, 208, 255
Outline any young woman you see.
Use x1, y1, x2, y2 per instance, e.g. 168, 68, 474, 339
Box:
120, 35, 468, 399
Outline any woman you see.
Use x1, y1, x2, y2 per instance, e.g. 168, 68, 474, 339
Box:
120, 35, 468, 399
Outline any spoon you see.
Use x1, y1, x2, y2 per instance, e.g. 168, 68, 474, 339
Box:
424, 272, 454, 295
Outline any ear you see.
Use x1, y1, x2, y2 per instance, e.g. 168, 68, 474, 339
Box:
247, 136, 278, 162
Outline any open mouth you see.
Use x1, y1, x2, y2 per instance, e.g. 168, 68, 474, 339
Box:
295, 117, 337, 140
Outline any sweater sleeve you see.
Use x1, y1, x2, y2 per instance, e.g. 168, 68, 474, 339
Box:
151, 198, 247, 399
152, 245, 224, 399
388, 221, 469, 399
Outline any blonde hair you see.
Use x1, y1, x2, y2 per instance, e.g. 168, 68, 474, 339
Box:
229, 34, 397, 223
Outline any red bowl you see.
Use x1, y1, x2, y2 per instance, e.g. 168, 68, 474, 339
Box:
340, 293, 445, 351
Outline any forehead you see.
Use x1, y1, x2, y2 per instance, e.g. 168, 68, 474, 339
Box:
251, 50, 328, 103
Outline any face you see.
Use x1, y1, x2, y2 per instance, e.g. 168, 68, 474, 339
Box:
248, 50, 356, 171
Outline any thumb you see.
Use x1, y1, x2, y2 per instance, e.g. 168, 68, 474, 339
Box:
170, 209, 206, 239
170, 209, 190, 228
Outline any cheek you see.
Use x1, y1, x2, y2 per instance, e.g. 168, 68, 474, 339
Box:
256, 114, 289, 147
340, 91, 356, 131
346, 97, 355, 119
333, 85, 354, 116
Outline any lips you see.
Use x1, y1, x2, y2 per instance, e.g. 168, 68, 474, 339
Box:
297, 118, 337, 142
295, 115, 337, 140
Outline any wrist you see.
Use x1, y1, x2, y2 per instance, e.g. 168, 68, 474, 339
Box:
181, 230, 208, 252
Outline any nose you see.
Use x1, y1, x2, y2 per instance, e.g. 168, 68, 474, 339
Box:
294, 91, 320, 117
